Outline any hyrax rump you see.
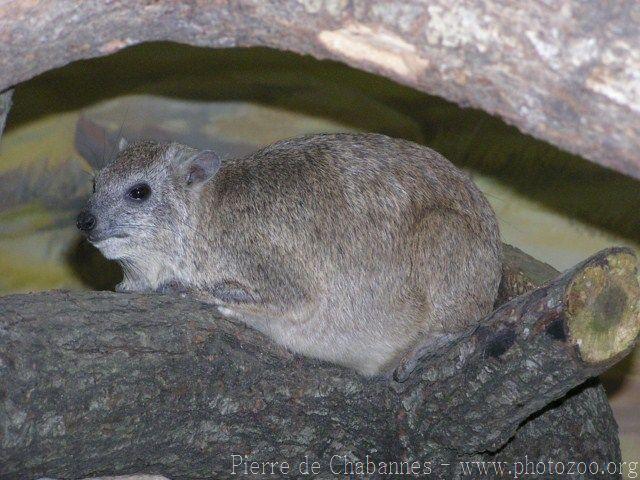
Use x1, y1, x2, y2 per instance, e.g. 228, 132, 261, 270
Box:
77, 133, 502, 376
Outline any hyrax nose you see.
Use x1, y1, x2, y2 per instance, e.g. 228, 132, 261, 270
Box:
76, 211, 96, 232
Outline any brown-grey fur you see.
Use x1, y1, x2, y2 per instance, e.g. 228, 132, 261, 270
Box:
80, 133, 502, 376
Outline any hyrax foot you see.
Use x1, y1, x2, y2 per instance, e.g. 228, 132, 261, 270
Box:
208, 281, 257, 304
205, 281, 263, 320
115, 280, 137, 293
156, 280, 191, 295
117, 279, 158, 293
393, 333, 461, 382
154, 280, 260, 321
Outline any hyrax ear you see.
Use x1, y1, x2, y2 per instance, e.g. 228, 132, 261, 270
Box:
184, 150, 221, 186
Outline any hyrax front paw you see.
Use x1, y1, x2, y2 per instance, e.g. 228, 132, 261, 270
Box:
393, 333, 460, 383
116, 281, 155, 293
209, 280, 257, 304
115, 281, 134, 293
156, 280, 191, 295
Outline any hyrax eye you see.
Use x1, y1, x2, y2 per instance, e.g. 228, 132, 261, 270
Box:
127, 183, 151, 201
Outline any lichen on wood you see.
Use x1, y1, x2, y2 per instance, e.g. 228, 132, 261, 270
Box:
565, 250, 640, 364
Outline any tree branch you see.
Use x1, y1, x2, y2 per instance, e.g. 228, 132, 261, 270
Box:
0, 1, 639, 178
395, 246, 640, 453
1, 246, 638, 479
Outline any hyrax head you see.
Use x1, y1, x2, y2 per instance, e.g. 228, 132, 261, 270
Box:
76, 140, 220, 260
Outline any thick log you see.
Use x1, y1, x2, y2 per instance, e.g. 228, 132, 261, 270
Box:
0, 1, 639, 179
497, 244, 561, 305
1, 247, 638, 479
395, 246, 639, 453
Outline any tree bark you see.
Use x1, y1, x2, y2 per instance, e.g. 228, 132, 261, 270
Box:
395, 247, 639, 453
1, 1, 639, 179
1, 246, 638, 479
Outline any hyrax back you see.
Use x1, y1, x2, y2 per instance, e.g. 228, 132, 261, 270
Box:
80, 133, 502, 376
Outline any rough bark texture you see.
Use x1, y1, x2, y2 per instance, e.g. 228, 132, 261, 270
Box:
1, 246, 637, 479
1, 1, 639, 179
395, 246, 639, 454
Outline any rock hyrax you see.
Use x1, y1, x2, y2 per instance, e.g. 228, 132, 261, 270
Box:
77, 133, 502, 376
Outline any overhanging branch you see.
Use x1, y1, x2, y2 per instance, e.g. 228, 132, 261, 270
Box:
0, 1, 639, 178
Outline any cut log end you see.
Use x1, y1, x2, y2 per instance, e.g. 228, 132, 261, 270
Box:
565, 249, 640, 364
